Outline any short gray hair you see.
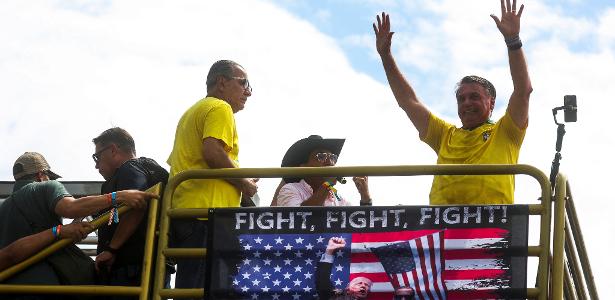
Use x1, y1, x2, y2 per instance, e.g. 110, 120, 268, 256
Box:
92, 127, 136, 156
206, 60, 243, 90
456, 75, 496, 100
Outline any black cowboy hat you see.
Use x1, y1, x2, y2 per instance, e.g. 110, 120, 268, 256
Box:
281, 135, 345, 183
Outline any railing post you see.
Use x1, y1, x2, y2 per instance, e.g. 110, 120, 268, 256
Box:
565, 182, 600, 300
138, 184, 161, 300
552, 174, 568, 300
152, 176, 179, 300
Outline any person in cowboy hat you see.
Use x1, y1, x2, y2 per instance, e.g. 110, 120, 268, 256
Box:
274, 135, 372, 207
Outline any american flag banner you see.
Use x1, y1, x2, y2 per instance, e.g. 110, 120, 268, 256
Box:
207, 205, 529, 300
350, 228, 520, 299
370, 231, 446, 299
231, 233, 352, 299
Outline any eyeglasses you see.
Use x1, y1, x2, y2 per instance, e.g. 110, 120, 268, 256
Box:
229, 77, 252, 93
314, 152, 338, 164
92, 145, 112, 163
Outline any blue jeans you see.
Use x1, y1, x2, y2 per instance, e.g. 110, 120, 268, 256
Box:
170, 219, 208, 297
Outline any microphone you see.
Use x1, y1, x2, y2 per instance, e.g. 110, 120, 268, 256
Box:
336, 177, 347, 184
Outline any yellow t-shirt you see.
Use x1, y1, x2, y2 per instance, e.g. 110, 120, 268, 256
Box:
421, 111, 526, 205
167, 97, 241, 209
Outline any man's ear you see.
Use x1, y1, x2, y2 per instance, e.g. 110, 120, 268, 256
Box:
108, 143, 120, 157
216, 76, 226, 91
490, 98, 495, 111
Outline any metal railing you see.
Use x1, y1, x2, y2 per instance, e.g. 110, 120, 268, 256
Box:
0, 165, 593, 299
0, 183, 162, 300
151, 164, 555, 300
561, 179, 599, 300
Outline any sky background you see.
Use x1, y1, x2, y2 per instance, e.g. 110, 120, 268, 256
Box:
1, 0, 613, 297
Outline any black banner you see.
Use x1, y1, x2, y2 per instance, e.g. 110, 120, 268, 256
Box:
207, 205, 528, 299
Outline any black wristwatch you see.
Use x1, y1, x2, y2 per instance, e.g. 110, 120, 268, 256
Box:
360, 199, 373, 206
102, 244, 119, 255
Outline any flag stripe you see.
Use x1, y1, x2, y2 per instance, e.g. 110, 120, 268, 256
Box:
350, 228, 508, 243
352, 238, 508, 253
350, 258, 506, 273
351, 245, 505, 263
366, 279, 512, 292
444, 279, 511, 290
444, 238, 508, 250
349, 270, 510, 286
416, 237, 434, 299
444, 269, 508, 281
444, 248, 503, 260
431, 233, 446, 300
446, 289, 502, 299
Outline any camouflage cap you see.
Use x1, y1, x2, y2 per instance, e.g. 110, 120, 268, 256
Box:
13, 152, 61, 180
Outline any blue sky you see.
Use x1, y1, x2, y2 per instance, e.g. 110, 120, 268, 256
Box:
272, 0, 613, 65
0, 0, 613, 297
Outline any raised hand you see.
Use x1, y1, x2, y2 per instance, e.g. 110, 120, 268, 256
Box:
373, 12, 394, 56
353, 176, 369, 195
490, 0, 524, 38
325, 237, 346, 255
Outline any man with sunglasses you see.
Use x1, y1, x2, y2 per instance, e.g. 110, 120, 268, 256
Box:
167, 59, 258, 293
0, 152, 155, 291
91, 127, 171, 298
276, 135, 372, 207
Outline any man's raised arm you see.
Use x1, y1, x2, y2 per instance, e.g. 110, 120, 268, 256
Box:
490, 0, 533, 128
374, 12, 431, 138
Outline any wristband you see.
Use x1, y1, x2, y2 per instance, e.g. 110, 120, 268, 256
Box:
108, 192, 120, 225
57, 224, 62, 239
505, 35, 522, 50
106, 193, 112, 205
52, 226, 58, 239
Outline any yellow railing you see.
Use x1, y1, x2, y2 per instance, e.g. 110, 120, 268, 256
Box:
0, 183, 162, 300
561, 179, 599, 300
151, 164, 555, 300
0, 166, 594, 299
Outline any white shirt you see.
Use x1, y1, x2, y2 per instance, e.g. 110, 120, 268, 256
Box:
276, 179, 351, 207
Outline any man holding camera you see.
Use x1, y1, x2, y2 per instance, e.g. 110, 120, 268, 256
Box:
373, 0, 533, 205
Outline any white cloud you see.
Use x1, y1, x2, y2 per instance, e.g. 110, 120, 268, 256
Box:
0, 0, 613, 297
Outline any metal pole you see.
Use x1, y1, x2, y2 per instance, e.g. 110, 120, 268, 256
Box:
565, 182, 599, 299
138, 184, 161, 300
552, 174, 568, 300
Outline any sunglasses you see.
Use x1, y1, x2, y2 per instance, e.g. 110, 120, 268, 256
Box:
229, 76, 252, 93
314, 152, 338, 164
92, 145, 112, 163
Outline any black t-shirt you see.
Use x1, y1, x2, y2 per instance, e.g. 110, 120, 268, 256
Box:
95, 159, 149, 268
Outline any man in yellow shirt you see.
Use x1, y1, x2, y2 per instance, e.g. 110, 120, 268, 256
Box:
373, 1, 532, 205
167, 59, 258, 292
